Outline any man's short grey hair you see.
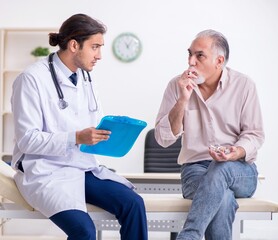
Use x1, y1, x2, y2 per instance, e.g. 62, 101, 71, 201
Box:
196, 29, 229, 65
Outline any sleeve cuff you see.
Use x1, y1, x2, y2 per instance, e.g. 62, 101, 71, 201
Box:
155, 115, 183, 148
67, 131, 77, 149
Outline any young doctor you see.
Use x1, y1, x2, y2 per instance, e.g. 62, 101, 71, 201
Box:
11, 14, 148, 240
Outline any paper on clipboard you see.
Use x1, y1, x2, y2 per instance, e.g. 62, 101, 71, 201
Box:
80, 115, 147, 157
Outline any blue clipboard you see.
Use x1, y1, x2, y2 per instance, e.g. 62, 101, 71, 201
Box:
80, 115, 147, 157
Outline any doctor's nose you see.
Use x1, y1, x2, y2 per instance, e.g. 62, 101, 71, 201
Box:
95, 50, 102, 60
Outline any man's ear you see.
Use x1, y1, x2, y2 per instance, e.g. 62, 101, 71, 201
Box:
216, 55, 225, 68
68, 39, 79, 53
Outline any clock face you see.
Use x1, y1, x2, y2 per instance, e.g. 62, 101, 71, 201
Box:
112, 33, 142, 62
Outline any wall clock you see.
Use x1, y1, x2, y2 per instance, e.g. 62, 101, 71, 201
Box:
112, 32, 142, 62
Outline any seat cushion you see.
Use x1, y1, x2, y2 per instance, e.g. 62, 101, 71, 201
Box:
140, 194, 278, 213
0, 160, 33, 210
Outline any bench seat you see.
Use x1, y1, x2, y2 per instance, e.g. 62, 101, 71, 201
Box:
86, 194, 278, 213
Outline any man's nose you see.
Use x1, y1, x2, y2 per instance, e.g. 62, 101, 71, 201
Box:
188, 55, 196, 66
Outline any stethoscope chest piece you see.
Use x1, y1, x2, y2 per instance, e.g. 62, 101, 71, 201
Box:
58, 99, 69, 110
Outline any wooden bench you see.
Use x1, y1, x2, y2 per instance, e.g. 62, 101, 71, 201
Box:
1, 161, 278, 240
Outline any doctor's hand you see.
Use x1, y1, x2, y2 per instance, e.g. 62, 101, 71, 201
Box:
76, 127, 111, 145
178, 70, 197, 102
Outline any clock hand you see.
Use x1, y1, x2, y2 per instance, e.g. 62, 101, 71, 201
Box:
125, 39, 132, 49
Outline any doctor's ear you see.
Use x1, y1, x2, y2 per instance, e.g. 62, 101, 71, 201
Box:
68, 39, 80, 52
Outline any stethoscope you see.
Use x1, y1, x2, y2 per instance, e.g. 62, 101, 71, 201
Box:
48, 52, 98, 111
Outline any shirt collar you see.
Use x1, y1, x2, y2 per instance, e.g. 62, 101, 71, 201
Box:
218, 67, 228, 89
53, 52, 75, 79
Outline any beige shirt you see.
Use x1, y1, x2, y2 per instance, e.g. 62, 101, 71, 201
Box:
155, 67, 265, 164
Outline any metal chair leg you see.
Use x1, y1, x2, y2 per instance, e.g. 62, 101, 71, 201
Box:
170, 232, 178, 240
97, 230, 102, 240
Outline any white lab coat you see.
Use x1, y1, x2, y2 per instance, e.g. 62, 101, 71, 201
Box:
11, 57, 132, 217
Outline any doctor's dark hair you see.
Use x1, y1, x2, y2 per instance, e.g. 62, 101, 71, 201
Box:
196, 29, 230, 66
49, 14, 107, 50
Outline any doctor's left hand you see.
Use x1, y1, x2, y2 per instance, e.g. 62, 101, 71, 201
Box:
76, 127, 111, 145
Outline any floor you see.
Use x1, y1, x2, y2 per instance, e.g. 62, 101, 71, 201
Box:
0, 218, 278, 240
1, 230, 278, 240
